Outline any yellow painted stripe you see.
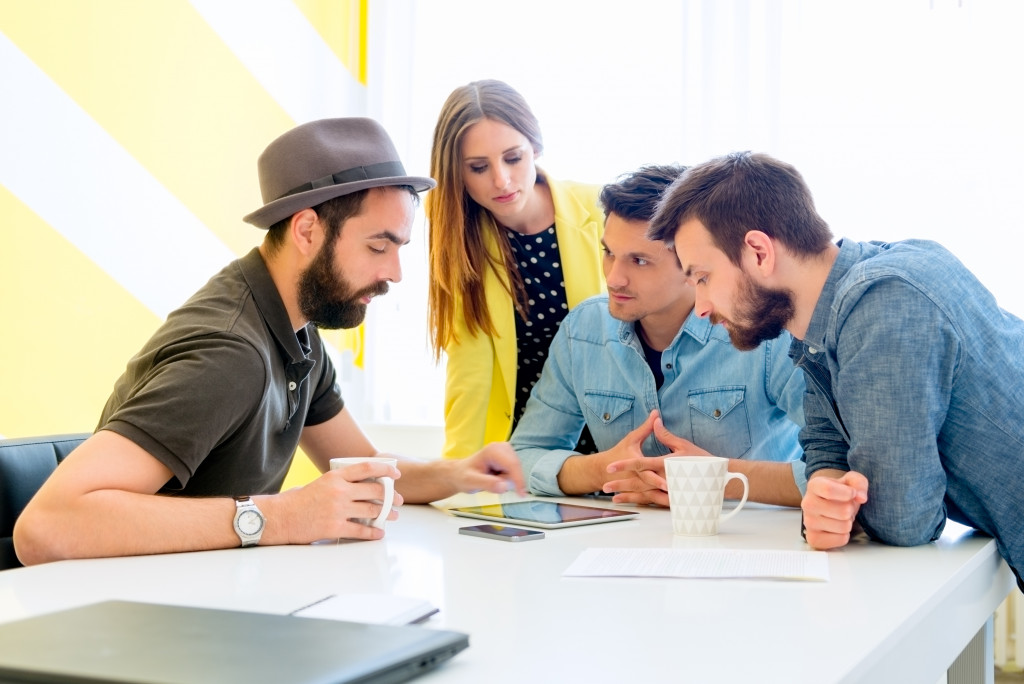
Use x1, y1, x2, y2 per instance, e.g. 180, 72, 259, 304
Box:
358, 0, 368, 85
282, 447, 323, 490
0, 178, 328, 484
0, 184, 161, 437
321, 328, 365, 369
292, 0, 367, 85
0, 0, 294, 258
1, 2, 366, 484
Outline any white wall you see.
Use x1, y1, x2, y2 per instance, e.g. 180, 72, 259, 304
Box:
362, 0, 1024, 427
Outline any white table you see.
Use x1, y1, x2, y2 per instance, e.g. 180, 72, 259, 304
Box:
0, 499, 1013, 684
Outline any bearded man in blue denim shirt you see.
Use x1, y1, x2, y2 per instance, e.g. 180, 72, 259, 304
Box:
511, 165, 807, 507
649, 151, 1024, 590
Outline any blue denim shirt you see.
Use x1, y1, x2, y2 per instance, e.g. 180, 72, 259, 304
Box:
791, 238, 1024, 583
512, 295, 807, 496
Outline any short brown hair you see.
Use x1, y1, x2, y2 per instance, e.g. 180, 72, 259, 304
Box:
648, 151, 832, 266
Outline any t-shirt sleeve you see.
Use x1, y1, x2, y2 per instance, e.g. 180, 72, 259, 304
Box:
100, 334, 268, 489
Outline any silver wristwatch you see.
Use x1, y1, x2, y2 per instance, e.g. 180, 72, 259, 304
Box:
232, 496, 265, 547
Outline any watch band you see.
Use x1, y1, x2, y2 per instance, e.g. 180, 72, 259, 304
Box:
232, 496, 265, 547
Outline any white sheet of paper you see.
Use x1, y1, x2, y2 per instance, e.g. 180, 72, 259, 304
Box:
563, 548, 829, 581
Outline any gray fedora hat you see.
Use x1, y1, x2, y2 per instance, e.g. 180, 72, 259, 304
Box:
243, 117, 436, 228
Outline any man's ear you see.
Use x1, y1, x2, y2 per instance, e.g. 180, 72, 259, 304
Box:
743, 230, 776, 276
289, 209, 321, 257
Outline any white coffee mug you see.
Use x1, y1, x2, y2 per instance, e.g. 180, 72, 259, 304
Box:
665, 456, 749, 536
329, 457, 397, 528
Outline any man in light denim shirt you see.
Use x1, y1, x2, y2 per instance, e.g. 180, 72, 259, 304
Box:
511, 165, 807, 507
650, 151, 1024, 591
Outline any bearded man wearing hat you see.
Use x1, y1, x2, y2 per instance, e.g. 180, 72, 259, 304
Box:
15, 118, 526, 565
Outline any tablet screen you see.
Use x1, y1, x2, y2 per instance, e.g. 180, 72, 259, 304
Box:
449, 501, 638, 529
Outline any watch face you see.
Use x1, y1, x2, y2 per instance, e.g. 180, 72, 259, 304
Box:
237, 510, 264, 536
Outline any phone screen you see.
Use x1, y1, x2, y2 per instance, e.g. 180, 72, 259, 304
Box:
458, 524, 545, 542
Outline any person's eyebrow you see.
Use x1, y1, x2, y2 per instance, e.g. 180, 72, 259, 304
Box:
370, 231, 410, 246
463, 145, 526, 161
599, 240, 658, 262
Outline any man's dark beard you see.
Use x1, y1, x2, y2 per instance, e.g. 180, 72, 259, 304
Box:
714, 272, 794, 351
298, 243, 389, 329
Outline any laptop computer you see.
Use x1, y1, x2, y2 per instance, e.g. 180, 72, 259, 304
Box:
0, 600, 469, 684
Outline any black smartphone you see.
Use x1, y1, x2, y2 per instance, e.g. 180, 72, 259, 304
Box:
458, 524, 545, 542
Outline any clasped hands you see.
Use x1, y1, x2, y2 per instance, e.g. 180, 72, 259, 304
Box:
602, 410, 872, 550
599, 409, 709, 507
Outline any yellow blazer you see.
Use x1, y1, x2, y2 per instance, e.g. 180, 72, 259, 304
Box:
441, 175, 606, 459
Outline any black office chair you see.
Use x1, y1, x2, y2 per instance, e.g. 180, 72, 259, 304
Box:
0, 433, 90, 570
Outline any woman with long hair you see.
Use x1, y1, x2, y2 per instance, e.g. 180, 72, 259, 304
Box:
427, 79, 605, 459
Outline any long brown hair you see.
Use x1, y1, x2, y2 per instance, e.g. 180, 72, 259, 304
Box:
426, 79, 544, 359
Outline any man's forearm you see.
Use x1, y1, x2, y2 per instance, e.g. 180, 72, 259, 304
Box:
726, 460, 802, 507
16, 491, 245, 565
388, 457, 458, 503
556, 452, 620, 494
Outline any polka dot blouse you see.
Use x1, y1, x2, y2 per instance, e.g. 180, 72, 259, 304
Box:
506, 225, 597, 455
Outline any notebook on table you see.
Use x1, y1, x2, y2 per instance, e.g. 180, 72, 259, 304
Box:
0, 600, 469, 684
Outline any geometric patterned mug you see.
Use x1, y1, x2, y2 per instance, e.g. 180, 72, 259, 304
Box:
665, 456, 749, 536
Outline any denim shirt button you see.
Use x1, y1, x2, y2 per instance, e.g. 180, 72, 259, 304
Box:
603, 413, 611, 421
713, 409, 722, 418
808, 347, 818, 355
665, 363, 673, 369
288, 381, 297, 391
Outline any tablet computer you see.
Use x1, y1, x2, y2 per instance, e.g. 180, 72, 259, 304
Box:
448, 500, 638, 529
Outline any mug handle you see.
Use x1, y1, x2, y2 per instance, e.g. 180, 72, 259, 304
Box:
719, 472, 749, 524
370, 476, 395, 528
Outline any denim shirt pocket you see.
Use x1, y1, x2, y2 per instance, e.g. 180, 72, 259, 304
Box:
688, 387, 752, 458
583, 391, 635, 431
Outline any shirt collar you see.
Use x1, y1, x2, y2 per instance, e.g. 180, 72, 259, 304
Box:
237, 247, 314, 369
680, 310, 714, 344
617, 308, 712, 351
801, 238, 863, 352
